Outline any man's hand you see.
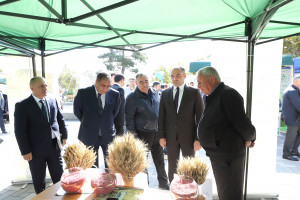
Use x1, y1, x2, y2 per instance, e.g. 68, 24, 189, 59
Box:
160, 138, 167, 149
62, 139, 67, 146
245, 140, 255, 148
194, 140, 202, 151
23, 153, 32, 161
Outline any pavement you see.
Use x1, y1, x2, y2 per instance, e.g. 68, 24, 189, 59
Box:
0, 116, 300, 199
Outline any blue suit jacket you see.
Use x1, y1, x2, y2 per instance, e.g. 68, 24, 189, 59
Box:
73, 85, 120, 146
111, 84, 125, 129
14, 95, 68, 156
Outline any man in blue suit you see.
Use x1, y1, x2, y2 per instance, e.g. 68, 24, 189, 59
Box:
74, 72, 120, 168
14, 77, 68, 194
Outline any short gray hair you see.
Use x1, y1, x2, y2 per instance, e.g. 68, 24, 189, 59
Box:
30, 76, 45, 86
136, 73, 148, 80
197, 66, 221, 82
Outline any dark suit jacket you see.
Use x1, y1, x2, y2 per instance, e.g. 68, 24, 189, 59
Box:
14, 95, 68, 156
111, 83, 125, 133
197, 82, 256, 160
158, 85, 204, 148
73, 85, 120, 146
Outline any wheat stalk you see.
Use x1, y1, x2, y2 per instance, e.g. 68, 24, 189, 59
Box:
106, 133, 149, 178
177, 156, 209, 185
62, 141, 96, 170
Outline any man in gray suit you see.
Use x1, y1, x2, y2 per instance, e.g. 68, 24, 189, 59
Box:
158, 67, 204, 182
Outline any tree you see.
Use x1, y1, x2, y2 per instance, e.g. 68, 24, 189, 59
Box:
283, 36, 300, 57
152, 65, 172, 84
58, 67, 79, 95
98, 45, 147, 74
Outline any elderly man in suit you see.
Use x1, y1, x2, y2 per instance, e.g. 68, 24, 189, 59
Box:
111, 74, 125, 135
14, 77, 68, 194
74, 72, 120, 168
158, 67, 204, 182
197, 66, 255, 200
282, 75, 300, 161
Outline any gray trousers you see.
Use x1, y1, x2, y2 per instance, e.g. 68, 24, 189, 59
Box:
283, 126, 300, 156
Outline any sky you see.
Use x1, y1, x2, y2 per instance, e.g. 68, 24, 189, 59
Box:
46, 40, 213, 81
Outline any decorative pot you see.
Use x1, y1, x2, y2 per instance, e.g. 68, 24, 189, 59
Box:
121, 175, 135, 187
61, 167, 86, 193
170, 175, 198, 200
91, 168, 116, 196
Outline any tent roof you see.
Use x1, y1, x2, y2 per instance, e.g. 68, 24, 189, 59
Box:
0, 0, 299, 56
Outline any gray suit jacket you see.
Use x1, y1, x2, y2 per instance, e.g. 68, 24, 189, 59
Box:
158, 85, 204, 147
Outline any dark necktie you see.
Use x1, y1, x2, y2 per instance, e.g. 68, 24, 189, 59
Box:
174, 87, 179, 111
98, 93, 103, 115
39, 100, 48, 120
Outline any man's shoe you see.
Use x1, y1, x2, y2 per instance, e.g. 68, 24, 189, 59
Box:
282, 154, 299, 161
2, 131, 7, 134
0, 138, 3, 144
291, 152, 300, 158
159, 183, 170, 190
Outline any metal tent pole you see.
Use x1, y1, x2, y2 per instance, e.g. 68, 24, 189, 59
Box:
40, 38, 46, 78
31, 55, 37, 77
243, 18, 255, 200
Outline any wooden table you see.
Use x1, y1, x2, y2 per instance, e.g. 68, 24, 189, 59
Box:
31, 172, 149, 200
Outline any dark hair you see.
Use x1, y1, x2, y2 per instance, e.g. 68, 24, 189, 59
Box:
96, 72, 111, 82
171, 67, 185, 74
110, 72, 116, 77
114, 74, 125, 82
152, 81, 160, 87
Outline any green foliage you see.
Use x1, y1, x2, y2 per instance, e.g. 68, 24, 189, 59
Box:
98, 45, 147, 74
152, 65, 172, 84
58, 67, 79, 95
283, 36, 300, 57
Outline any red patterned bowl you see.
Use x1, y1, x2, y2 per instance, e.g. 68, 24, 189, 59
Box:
61, 167, 86, 193
170, 175, 198, 200
91, 169, 116, 196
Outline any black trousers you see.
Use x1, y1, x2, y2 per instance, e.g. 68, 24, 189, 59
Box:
283, 126, 300, 156
210, 155, 245, 200
166, 140, 194, 182
92, 139, 109, 168
136, 130, 169, 186
29, 139, 63, 194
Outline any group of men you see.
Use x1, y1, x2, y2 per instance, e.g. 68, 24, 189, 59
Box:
14, 66, 256, 200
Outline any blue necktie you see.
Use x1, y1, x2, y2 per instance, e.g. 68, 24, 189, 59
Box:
39, 100, 48, 120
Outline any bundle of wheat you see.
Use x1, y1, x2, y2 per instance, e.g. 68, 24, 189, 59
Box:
177, 156, 209, 185
106, 133, 149, 184
62, 141, 96, 170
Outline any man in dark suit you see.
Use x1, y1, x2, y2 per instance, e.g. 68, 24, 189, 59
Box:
14, 77, 68, 194
74, 72, 120, 168
197, 66, 256, 200
158, 67, 204, 182
111, 74, 125, 135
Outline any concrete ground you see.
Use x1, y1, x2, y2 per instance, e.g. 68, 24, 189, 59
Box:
0, 116, 300, 199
